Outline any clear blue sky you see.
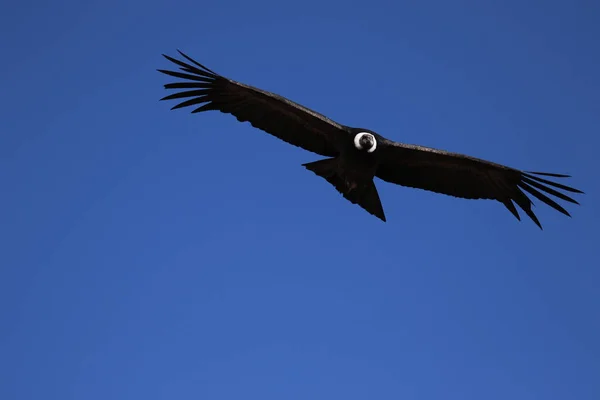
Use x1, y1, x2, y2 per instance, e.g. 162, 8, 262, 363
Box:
1, 1, 598, 399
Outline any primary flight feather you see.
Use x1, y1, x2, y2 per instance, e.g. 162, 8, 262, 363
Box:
158, 50, 583, 229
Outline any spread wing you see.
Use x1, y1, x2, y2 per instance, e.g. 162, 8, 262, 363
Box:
158, 50, 348, 157
376, 140, 583, 229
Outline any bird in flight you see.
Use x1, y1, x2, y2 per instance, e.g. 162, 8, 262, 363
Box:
158, 50, 582, 229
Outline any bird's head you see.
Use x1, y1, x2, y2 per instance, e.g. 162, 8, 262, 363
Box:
354, 132, 377, 153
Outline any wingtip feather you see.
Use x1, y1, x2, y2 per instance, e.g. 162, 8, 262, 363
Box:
522, 171, 584, 194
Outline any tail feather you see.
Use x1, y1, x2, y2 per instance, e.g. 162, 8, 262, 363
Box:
302, 158, 386, 222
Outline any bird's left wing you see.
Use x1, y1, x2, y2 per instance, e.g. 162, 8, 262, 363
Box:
158, 50, 348, 157
375, 140, 583, 228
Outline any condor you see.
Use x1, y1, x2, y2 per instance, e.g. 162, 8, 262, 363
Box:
158, 50, 582, 229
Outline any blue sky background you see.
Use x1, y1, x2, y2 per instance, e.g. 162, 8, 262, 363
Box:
1, 1, 599, 399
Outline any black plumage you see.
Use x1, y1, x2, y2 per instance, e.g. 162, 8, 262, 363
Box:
158, 50, 583, 229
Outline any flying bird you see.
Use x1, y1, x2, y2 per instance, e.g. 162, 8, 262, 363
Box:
157, 50, 583, 229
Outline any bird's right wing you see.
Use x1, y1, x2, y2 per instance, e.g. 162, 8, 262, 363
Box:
158, 50, 349, 157
375, 140, 583, 228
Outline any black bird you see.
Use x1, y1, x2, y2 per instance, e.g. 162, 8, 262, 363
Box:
158, 50, 583, 228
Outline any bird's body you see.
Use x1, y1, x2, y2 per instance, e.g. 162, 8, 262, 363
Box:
158, 50, 583, 229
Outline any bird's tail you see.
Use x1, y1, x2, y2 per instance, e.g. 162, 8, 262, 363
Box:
302, 158, 386, 222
